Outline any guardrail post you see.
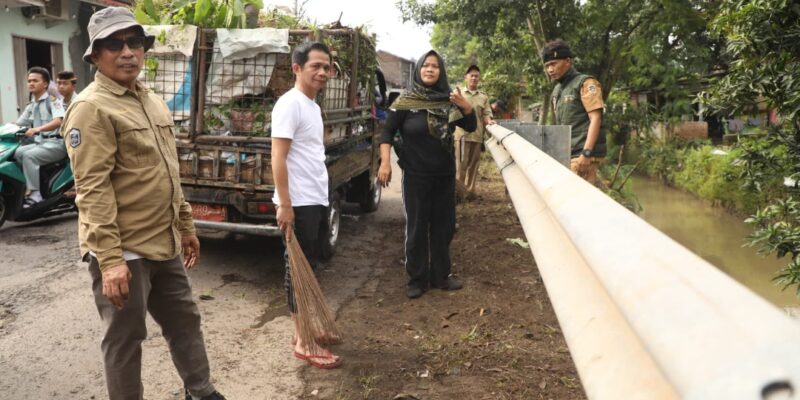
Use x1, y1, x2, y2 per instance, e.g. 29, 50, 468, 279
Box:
496, 120, 571, 167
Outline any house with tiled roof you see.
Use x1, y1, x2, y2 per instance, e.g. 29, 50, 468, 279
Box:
377, 50, 413, 92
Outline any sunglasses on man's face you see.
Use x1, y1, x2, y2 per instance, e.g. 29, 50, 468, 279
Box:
98, 36, 147, 52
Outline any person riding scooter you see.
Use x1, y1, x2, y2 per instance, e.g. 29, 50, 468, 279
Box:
15, 66, 66, 208
0, 122, 75, 229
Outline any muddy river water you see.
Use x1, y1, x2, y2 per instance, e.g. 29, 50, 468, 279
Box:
631, 175, 800, 308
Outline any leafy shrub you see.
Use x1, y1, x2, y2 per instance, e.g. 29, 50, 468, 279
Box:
629, 135, 690, 184
599, 162, 641, 212
671, 143, 783, 213
746, 197, 800, 295
629, 133, 785, 215
703, 0, 800, 294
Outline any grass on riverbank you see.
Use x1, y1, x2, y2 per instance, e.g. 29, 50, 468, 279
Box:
619, 134, 788, 216
617, 133, 800, 298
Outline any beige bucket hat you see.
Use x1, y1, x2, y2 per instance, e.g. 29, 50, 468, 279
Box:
82, 7, 155, 64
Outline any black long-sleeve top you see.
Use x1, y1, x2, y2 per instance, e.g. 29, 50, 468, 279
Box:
380, 108, 477, 176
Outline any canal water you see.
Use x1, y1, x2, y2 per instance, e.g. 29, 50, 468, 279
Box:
631, 175, 800, 308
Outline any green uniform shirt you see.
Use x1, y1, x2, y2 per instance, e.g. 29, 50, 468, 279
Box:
551, 68, 606, 157
454, 88, 492, 143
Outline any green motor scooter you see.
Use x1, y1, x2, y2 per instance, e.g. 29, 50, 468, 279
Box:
0, 123, 76, 229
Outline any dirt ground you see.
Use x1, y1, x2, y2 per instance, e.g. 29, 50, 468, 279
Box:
299, 158, 584, 400
0, 156, 583, 399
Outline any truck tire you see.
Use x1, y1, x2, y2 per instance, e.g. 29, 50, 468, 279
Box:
359, 175, 381, 213
319, 191, 341, 261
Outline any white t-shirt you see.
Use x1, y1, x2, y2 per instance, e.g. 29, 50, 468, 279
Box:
89, 250, 142, 262
271, 88, 329, 207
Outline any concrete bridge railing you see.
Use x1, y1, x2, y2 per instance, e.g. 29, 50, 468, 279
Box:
486, 123, 800, 400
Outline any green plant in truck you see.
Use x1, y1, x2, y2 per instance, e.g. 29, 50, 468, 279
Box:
144, 58, 159, 81
132, 0, 267, 29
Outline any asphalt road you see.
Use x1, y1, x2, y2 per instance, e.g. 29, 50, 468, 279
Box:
0, 159, 404, 399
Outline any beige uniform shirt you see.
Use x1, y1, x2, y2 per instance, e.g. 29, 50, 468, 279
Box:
453, 88, 493, 143
61, 72, 195, 272
580, 78, 604, 112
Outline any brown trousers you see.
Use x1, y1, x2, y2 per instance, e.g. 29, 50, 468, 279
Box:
455, 138, 482, 195
570, 156, 604, 186
89, 256, 215, 400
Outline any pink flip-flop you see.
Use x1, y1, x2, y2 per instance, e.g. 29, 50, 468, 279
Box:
291, 333, 342, 346
293, 351, 343, 369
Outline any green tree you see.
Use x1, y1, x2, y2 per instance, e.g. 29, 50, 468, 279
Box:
399, 0, 718, 123
427, 19, 538, 113
705, 0, 800, 294
398, 0, 577, 122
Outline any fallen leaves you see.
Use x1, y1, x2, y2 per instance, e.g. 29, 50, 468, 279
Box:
505, 237, 530, 249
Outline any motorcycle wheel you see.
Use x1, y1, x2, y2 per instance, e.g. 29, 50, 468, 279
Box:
0, 196, 6, 229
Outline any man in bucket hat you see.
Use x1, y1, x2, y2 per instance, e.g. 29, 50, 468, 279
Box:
60, 7, 226, 400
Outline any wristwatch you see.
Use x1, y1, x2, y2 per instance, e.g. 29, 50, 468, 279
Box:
581, 148, 593, 158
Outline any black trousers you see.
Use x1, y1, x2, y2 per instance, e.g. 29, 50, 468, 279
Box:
402, 172, 456, 288
283, 205, 326, 313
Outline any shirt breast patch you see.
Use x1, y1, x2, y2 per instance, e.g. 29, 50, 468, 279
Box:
69, 128, 81, 148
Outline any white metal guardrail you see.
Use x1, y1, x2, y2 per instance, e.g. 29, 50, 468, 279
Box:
486, 124, 800, 400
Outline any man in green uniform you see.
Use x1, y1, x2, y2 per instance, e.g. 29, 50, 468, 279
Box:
454, 65, 494, 200
543, 40, 606, 185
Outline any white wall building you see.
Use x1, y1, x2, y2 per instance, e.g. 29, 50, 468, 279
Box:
0, 0, 127, 122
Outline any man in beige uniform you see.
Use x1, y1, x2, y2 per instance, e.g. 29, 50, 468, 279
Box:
61, 7, 225, 400
454, 65, 494, 200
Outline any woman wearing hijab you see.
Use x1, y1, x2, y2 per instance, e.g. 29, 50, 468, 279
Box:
377, 50, 477, 299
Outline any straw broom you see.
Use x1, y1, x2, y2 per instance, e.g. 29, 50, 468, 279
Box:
287, 229, 342, 354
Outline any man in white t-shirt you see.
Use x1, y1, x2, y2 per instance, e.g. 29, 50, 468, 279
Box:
271, 41, 341, 369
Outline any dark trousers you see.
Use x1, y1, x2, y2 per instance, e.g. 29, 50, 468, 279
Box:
284, 205, 326, 313
88, 256, 215, 400
402, 172, 456, 288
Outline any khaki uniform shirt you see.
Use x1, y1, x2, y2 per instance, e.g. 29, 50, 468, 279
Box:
579, 79, 604, 113
453, 88, 492, 143
61, 72, 195, 272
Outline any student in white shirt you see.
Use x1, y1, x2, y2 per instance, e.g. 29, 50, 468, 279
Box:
15, 67, 66, 207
